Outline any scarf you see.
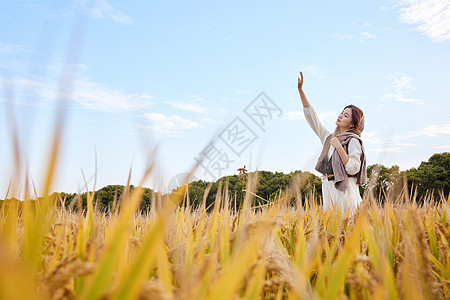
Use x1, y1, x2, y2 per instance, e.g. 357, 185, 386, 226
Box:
315, 130, 367, 192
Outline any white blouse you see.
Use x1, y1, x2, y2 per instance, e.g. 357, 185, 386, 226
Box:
303, 105, 363, 212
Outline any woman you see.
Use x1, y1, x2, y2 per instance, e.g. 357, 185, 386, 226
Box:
297, 72, 367, 212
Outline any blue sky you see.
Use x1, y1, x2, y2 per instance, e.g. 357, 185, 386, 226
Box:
1, 0, 449, 196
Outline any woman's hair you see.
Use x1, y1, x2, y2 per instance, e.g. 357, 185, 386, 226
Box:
344, 104, 364, 135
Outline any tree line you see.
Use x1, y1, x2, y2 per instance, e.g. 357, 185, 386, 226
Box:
1, 152, 448, 211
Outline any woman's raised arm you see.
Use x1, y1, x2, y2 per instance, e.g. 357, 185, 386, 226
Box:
298, 72, 311, 108
300, 71, 330, 144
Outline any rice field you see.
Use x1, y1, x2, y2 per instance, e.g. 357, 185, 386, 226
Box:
0, 170, 449, 300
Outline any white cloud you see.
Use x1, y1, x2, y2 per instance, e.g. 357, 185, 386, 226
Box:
360, 31, 376, 39
1, 76, 55, 102
0, 73, 152, 112
169, 102, 207, 113
372, 147, 402, 152
394, 0, 450, 42
335, 34, 356, 40
392, 75, 412, 91
140, 112, 201, 137
416, 124, 450, 137
396, 143, 416, 147
0, 41, 25, 54
382, 93, 419, 103
73, 78, 152, 111
362, 131, 383, 144
333, 31, 376, 42
76, 0, 133, 25
381, 74, 422, 103
365, 123, 450, 155
370, 140, 416, 152
283, 110, 304, 121
215, 107, 229, 114
318, 111, 338, 122
363, 131, 418, 154
435, 145, 450, 149
362, 123, 450, 155
301, 65, 325, 79
200, 117, 220, 124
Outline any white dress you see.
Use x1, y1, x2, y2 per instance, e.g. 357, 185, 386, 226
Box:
303, 106, 363, 212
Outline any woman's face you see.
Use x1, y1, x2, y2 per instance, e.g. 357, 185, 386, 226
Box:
335, 107, 353, 131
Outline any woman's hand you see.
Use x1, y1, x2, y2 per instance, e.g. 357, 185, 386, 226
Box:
330, 137, 349, 165
330, 137, 342, 149
297, 72, 304, 92
298, 71, 311, 107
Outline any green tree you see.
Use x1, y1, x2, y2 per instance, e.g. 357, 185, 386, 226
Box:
366, 164, 404, 201
407, 152, 450, 200
95, 185, 126, 211
171, 170, 322, 210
